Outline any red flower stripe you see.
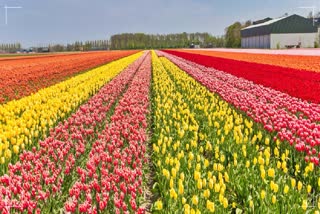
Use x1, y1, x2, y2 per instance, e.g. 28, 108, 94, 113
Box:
65, 53, 151, 213
174, 49, 320, 73
0, 51, 138, 103
163, 50, 320, 104
159, 51, 320, 165
0, 52, 148, 213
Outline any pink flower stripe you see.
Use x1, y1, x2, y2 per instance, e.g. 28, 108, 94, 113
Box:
65, 53, 151, 213
158, 51, 320, 165
0, 52, 148, 213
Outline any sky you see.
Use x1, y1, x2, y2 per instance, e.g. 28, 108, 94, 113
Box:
0, 0, 319, 47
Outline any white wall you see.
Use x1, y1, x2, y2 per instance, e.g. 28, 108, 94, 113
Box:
241, 35, 270, 49
270, 33, 317, 49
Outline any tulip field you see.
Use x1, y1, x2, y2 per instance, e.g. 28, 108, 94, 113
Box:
0, 50, 319, 213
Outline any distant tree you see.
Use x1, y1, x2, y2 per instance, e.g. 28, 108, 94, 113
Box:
225, 20, 252, 48
244, 20, 252, 27
225, 22, 242, 48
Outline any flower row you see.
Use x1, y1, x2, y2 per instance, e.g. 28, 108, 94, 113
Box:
164, 50, 320, 104
65, 52, 151, 213
151, 51, 319, 213
160, 51, 320, 165
0, 51, 138, 103
0, 52, 142, 170
0, 52, 149, 213
177, 49, 320, 73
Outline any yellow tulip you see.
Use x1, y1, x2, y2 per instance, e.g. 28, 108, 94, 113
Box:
182, 197, 187, 204
192, 195, 199, 206
214, 183, 220, 193
253, 157, 257, 165
209, 178, 214, 189
223, 197, 228, 208
0, 157, 5, 164
261, 169, 266, 180
170, 178, 174, 188
249, 200, 254, 208
307, 185, 312, 193
202, 179, 207, 188
204, 159, 209, 168
297, 181, 303, 191
273, 184, 279, 193
177, 181, 184, 195
245, 160, 250, 168
284, 185, 289, 194
196, 163, 201, 171
291, 178, 296, 188
224, 172, 229, 183
154, 200, 163, 210
217, 164, 224, 171
220, 154, 225, 162
180, 172, 185, 181
184, 204, 190, 214
4, 149, 11, 159
169, 188, 177, 199
260, 190, 266, 199
204, 189, 210, 199
268, 168, 275, 178
258, 156, 265, 165
12, 145, 19, 154
302, 200, 308, 211
232, 202, 237, 208
194, 171, 201, 181
264, 137, 269, 145
206, 200, 215, 212
197, 179, 202, 190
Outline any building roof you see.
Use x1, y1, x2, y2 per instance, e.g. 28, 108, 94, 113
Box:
241, 14, 318, 37
243, 16, 288, 30
252, 17, 273, 25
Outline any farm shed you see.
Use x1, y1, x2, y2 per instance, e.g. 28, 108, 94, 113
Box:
241, 14, 319, 49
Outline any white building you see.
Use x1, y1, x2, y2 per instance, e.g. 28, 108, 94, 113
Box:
241, 14, 319, 49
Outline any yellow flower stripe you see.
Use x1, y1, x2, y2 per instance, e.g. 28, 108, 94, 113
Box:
151, 51, 318, 213
0, 52, 142, 165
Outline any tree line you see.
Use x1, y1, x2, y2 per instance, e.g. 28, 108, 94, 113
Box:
0, 40, 109, 53
110, 33, 225, 49
0, 43, 22, 53
33, 40, 109, 52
